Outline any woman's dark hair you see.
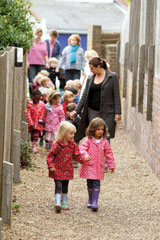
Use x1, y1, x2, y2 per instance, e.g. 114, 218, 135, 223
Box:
89, 57, 108, 70
86, 117, 108, 138
31, 89, 41, 98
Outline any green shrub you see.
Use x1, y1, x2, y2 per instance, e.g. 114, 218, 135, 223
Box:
0, 0, 34, 52
20, 140, 32, 168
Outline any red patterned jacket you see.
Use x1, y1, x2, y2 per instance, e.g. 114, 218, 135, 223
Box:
47, 140, 84, 180
26, 100, 45, 132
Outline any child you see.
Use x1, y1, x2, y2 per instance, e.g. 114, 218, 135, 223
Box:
74, 79, 82, 99
39, 88, 54, 146
66, 103, 80, 130
66, 103, 81, 169
32, 73, 43, 91
80, 117, 115, 211
26, 90, 45, 153
62, 90, 75, 117
43, 91, 65, 149
47, 121, 90, 213
47, 57, 59, 86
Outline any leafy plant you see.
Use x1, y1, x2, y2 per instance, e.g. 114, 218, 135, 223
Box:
0, 0, 35, 52
20, 140, 32, 168
12, 202, 20, 215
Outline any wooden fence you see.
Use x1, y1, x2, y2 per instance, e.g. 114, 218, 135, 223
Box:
0, 47, 28, 229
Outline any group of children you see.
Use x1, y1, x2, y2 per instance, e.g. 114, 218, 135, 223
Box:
26, 54, 115, 214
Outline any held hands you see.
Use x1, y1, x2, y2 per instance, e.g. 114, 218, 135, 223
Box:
84, 156, 91, 162
50, 167, 56, 172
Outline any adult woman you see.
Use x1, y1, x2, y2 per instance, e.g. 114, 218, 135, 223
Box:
45, 29, 61, 59
57, 34, 86, 81
28, 27, 49, 86
73, 57, 121, 142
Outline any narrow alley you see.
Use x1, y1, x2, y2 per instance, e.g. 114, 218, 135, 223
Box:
2, 123, 160, 240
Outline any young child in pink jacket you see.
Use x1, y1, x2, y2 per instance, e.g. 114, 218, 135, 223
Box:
80, 117, 115, 211
43, 90, 65, 149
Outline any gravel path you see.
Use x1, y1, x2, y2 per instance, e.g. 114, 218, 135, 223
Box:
2, 123, 160, 240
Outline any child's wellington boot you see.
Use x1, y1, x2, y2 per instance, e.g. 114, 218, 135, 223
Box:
48, 141, 53, 149
91, 188, 100, 212
55, 194, 61, 213
87, 188, 92, 208
61, 194, 69, 210
33, 143, 37, 154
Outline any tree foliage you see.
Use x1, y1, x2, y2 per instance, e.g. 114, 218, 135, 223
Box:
0, 0, 34, 52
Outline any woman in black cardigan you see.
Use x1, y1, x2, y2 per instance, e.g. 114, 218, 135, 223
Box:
71, 57, 121, 143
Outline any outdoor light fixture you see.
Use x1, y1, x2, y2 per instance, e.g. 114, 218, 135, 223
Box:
15, 47, 23, 67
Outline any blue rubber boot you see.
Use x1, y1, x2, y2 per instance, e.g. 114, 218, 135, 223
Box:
61, 194, 69, 210
55, 194, 61, 213
39, 138, 43, 146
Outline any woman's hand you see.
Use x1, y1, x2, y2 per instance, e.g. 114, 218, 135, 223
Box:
110, 169, 115, 173
50, 167, 55, 172
55, 67, 59, 73
114, 114, 121, 124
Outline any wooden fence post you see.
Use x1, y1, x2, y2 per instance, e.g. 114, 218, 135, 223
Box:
146, 45, 155, 121
11, 130, 21, 183
123, 42, 129, 98
131, 43, 139, 107
138, 44, 145, 113
2, 161, 13, 226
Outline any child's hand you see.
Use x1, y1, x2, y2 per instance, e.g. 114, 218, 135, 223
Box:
84, 156, 91, 161
50, 167, 55, 172
110, 169, 115, 173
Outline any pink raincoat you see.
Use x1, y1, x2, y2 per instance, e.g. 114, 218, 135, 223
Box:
43, 103, 65, 133
80, 137, 115, 180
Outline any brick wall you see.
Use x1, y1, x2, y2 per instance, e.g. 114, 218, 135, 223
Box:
87, 25, 120, 72
120, 64, 160, 176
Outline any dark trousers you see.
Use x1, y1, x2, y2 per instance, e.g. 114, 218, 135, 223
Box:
30, 129, 40, 143
54, 180, 69, 194
28, 64, 45, 95
64, 69, 81, 81
87, 179, 100, 189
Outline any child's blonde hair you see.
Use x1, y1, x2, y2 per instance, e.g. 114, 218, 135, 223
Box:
68, 34, 81, 46
33, 73, 43, 83
49, 57, 58, 65
86, 117, 108, 139
39, 77, 50, 87
55, 121, 76, 142
43, 88, 54, 101
64, 80, 76, 89
74, 79, 82, 91
40, 70, 49, 77
63, 90, 74, 102
85, 50, 99, 60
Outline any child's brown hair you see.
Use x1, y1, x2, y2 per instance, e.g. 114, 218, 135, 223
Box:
66, 103, 76, 112
86, 117, 108, 139
48, 91, 61, 105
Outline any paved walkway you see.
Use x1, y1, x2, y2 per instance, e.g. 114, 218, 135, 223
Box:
2, 123, 160, 240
